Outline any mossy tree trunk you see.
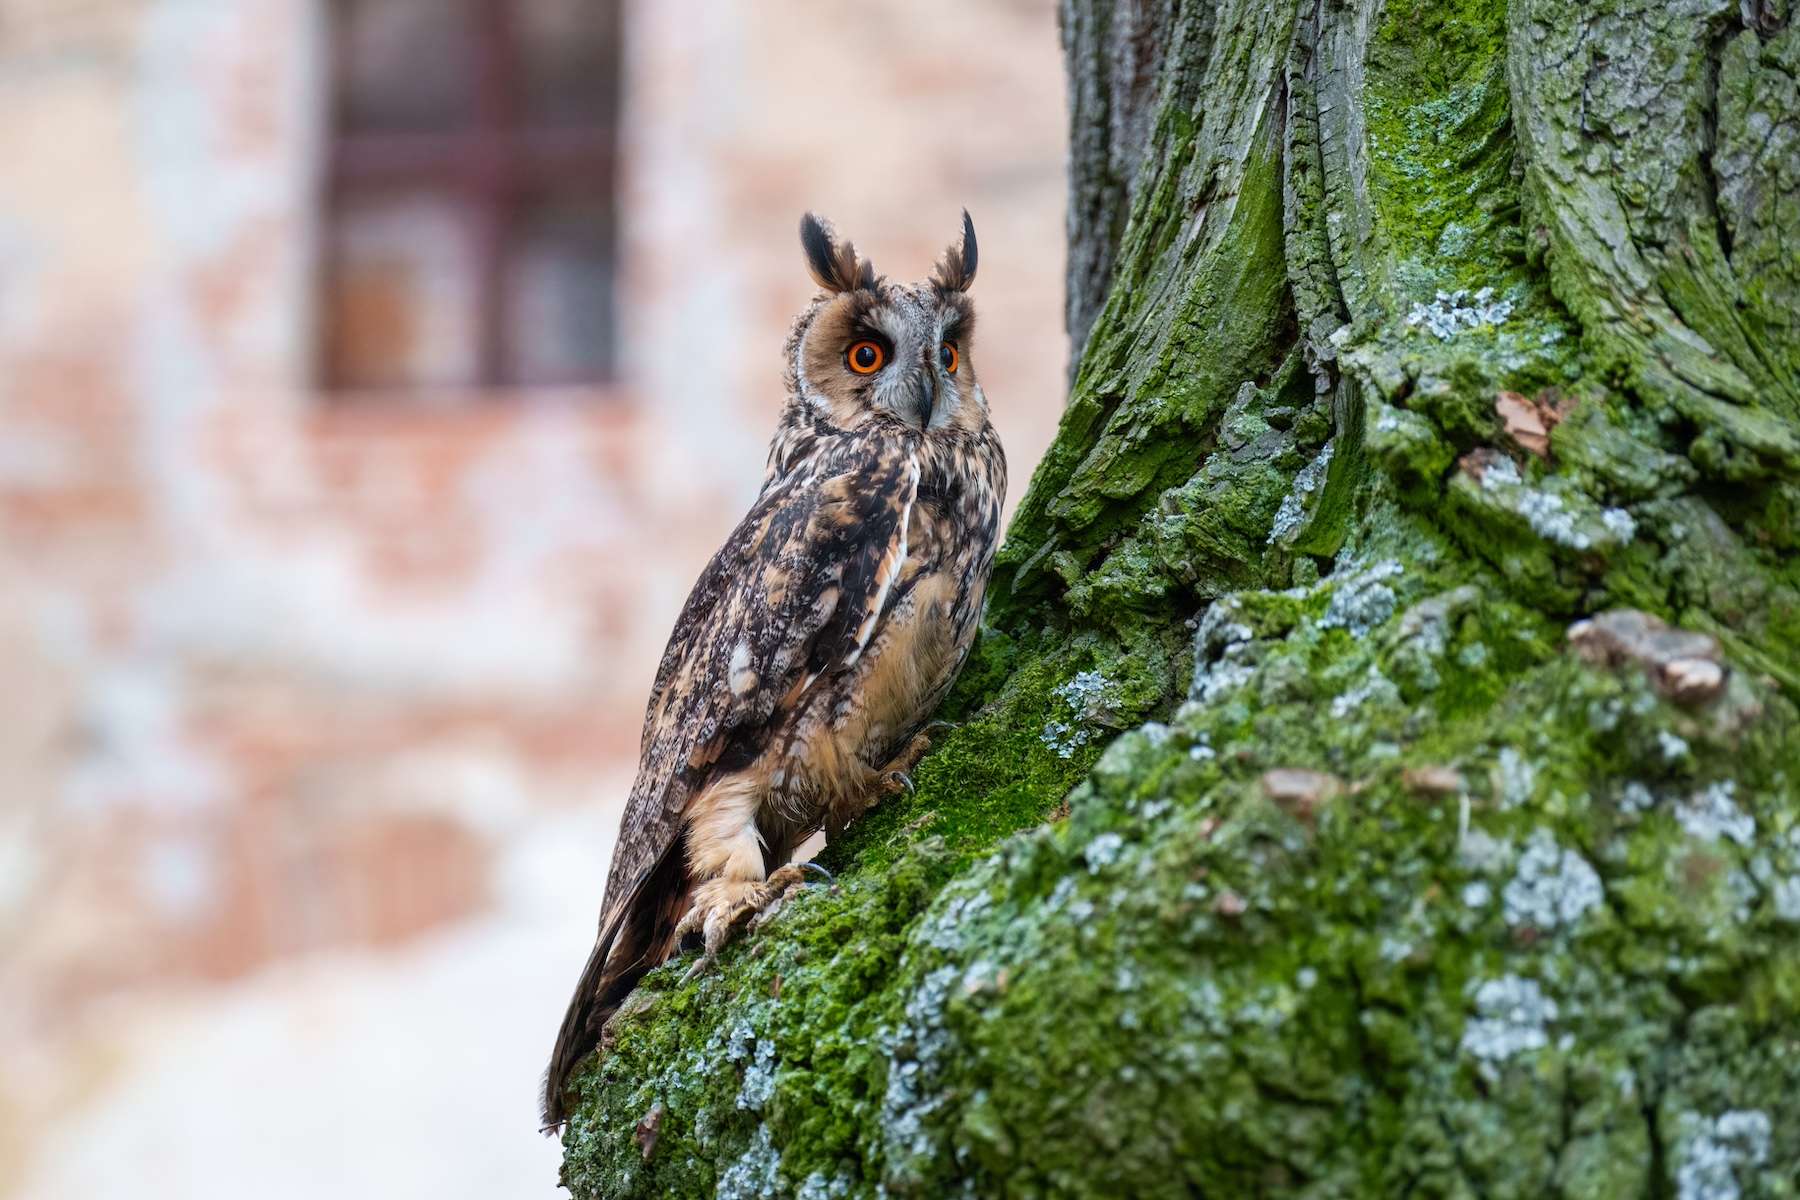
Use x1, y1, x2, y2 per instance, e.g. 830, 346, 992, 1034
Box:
560, 0, 1800, 1195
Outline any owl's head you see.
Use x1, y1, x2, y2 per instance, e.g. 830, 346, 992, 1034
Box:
787, 212, 987, 435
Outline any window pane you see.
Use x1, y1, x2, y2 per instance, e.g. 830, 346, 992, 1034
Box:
502, 195, 614, 385
511, 0, 618, 127
337, 0, 476, 134
325, 191, 481, 390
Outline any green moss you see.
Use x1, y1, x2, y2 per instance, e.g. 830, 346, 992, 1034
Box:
1552, 396, 1699, 503
1367, 398, 1456, 506
1365, 1, 1518, 291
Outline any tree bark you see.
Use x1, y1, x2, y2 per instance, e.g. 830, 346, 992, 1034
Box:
560, 0, 1800, 1194
1060, 0, 1174, 374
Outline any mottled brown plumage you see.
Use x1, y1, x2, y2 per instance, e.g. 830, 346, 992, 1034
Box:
543, 212, 1005, 1128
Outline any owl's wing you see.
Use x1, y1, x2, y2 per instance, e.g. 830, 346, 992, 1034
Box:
599, 435, 920, 927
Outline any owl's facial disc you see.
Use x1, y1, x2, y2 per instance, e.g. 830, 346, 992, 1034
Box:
800, 287, 977, 434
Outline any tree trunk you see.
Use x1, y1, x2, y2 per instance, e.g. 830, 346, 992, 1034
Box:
560, 0, 1800, 1194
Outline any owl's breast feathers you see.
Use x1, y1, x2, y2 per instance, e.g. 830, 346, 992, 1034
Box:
598, 423, 1003, 935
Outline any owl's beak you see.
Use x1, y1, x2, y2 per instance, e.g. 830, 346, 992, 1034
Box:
910, 368, 936, 431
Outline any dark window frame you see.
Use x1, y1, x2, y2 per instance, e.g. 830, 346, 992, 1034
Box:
318, 0, 622, 394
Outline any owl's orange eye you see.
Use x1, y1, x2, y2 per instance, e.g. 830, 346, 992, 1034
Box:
848, 341, 885, 374
939, 342, 958, 373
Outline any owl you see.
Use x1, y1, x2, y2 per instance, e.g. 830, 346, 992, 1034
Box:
543, 212, 1006, 1129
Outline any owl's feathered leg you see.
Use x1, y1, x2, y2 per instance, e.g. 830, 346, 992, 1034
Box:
670, 773, 813, 979
823, 722, 948, 839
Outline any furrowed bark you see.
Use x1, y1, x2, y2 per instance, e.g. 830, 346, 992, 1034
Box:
1061, 0, 1176, 375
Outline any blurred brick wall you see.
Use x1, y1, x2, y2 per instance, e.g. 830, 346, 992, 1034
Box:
0, 0, 1065, 1181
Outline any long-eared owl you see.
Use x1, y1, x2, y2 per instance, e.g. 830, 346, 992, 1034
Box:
543, 213, 1006, 1128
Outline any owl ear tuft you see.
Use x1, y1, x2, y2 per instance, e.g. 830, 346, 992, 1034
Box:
800, 213, 873, 294
932, 210, 978, 293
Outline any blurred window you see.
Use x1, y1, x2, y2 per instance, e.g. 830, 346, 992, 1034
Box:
320, 0, 621, 393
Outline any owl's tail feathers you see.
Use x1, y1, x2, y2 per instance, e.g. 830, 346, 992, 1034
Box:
540, 911, 623, 1132
541, 846, 690, 1132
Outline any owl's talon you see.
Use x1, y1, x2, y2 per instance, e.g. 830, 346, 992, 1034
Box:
749, 897, 786, 932
883, 770, 915, 795
673, 865, 811, 971
664, 931, 703, 965
764, 863, 807, 894
799, 861, 834, 883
